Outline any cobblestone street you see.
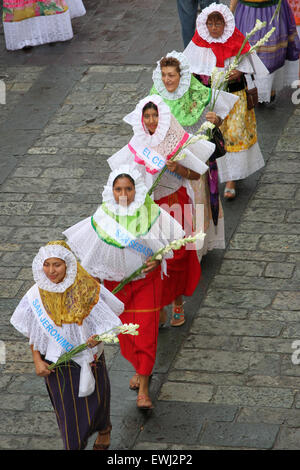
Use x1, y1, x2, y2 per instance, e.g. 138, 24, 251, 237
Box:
0, 0, 300, 451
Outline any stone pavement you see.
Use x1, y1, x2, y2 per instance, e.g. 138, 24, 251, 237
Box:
0, 0, 300, 452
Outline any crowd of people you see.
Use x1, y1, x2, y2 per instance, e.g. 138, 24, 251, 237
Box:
7, 0, 300, 452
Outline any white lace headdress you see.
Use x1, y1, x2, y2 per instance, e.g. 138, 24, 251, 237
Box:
32, 244, 77, 293
152, 51, 191, 100
196, 2, 235, 44
123, 94, 171, 147
101, 163, 149, 216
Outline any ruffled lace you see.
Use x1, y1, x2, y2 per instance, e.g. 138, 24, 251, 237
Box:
124, 95, 171, 147
196, 2, 235, 44
66, 0, 86, 19
32, 244, 77, 293
3, 10, 73, 51
63, 208, 184, 281
101, 164, 148, 216
152, 51, 191, 100
10, 288, 123, 363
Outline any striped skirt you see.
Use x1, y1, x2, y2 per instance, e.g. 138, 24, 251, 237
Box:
45, 353, 111, 450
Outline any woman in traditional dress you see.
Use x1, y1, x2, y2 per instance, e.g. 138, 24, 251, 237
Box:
107, 95, 215, 327
183, 2, 268, 199
288, 0, 300, 79
63, 164, 185, 409
150, 50, 239, 259
2, 0, 73, 51
230, 0, 300, 102
10, 240, 124, 450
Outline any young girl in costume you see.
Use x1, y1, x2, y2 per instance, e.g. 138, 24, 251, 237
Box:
230, 0, 300, 101
10, 240, 124, 450
2, 0, 73, 50
107, 95, 216, 327
63, 164, 185, 409
183, 2, 268, 200
150, 51, 238, 259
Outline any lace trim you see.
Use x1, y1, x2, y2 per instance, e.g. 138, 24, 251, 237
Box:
10, 292, 122, 362
66, 0, 86, 19
196, 3, 235, 44
152, 51, 191, 100
3, 10, 73, 51
124, 95, 171, 147
32, 245, 77, 293
101, 164, 148, 216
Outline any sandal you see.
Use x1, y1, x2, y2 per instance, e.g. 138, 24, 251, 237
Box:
170, 303, 185, 327
224, 187, 236, 200
129, 373, 140, 390
93, 428, 111, 450
137, 394, 154, 409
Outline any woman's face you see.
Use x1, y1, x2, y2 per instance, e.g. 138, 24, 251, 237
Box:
161, 66, 181, 93
206, 17, 225, 39
143, 107, 159, 135
113, 177, 136, 206
43, 257, 66, 284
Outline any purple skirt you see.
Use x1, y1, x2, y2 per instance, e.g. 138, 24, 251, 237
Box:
45, 353, 111, 450
235, 0, 300, 73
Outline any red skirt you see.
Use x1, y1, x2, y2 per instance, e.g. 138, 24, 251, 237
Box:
155, 186, 201, 307
104, 267, 163, 376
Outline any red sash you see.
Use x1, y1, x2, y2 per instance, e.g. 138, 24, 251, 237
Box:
192, 27, 251, 67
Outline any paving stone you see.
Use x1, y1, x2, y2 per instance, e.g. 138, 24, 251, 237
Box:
237, 407, 300, 426
173, 349, 250, 374
274, 427, 300, 450
0, 436, 30, 450
258, 235, 300, 252
264, 262, 295, 278
229, 233, 262, 251
191, 318, 282, 338
158, 382, 214, 403
1, 178, 53, 194
213, 386, 294, 408
224, 250, 286, 262
240, 337, 295, 354
203, 288, 274, 309
200, 422, 279, 449
198, 306, 249, 320
241, 207, 286, 223
168, 370, 246, 386
272, 292, 300, 311
137, 402, 236, 445
0, 393, 30, 411
0, 280, 23, 299
219, 259, 265, 277
0, 411, 58, 436
236, 221, 300, 235
27, 436, 63, 451
183, 334, 240, 351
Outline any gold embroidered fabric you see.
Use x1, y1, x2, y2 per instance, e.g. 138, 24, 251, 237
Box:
39, 240, 100, 327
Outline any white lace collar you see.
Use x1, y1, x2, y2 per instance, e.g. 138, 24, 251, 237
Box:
101, 164, 148, 216
32, 244, 77, 293
196, 2, 235, 44
123, 94, 171, 147
152, 51, 191, 101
